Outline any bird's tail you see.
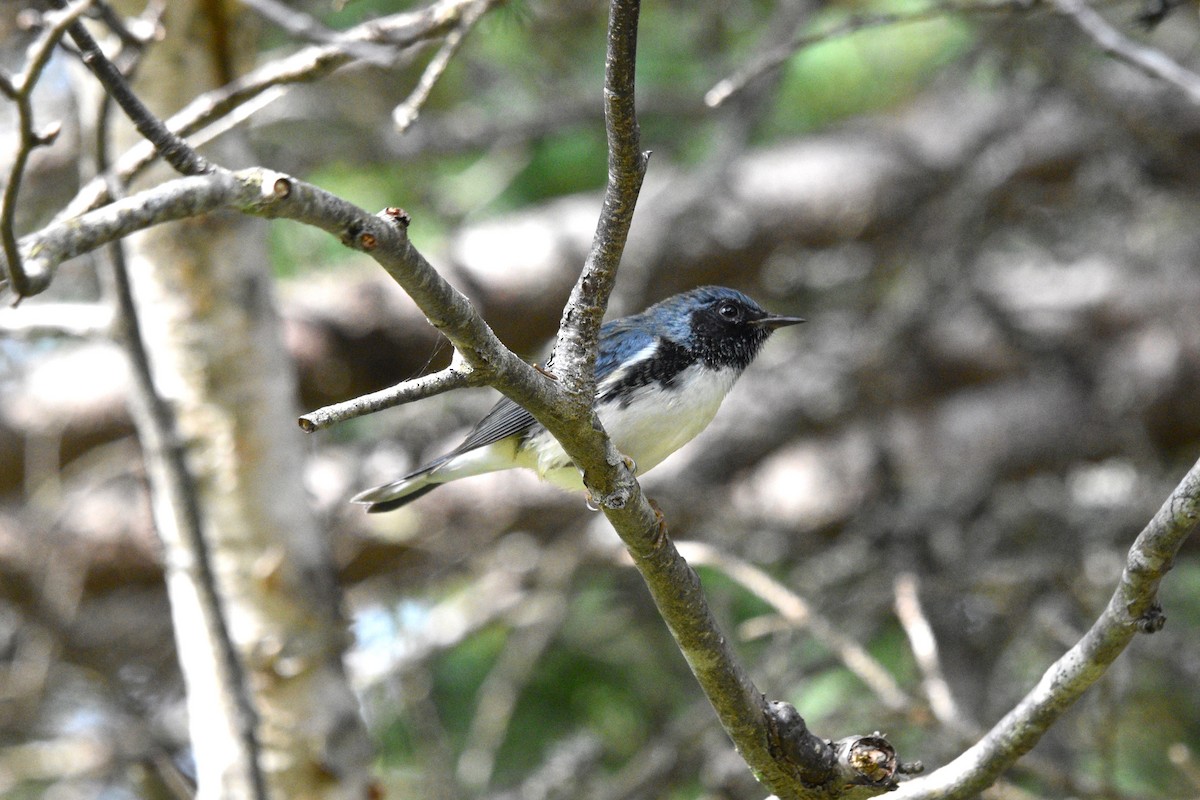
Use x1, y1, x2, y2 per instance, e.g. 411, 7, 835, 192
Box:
350, 459, 451, 513
353, 482, 440, 513
349, 475, 439, 513
350, 445, 513, 513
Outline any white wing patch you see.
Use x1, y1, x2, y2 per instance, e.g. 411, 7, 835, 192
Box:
596, 339, 660, 400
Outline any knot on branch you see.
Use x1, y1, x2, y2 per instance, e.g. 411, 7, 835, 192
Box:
764, 700, 836, 786
764, 702, 904, 795
834, 733, 899, 789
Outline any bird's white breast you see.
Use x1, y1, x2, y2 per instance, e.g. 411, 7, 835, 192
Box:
601, 363, 739, 472
519, 362, 740, 485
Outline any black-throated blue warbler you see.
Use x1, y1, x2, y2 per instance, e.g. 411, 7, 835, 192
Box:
352, 286, 803, 512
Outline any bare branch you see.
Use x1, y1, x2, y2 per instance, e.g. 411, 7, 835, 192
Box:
17, 166, 559, 415
1049, 0, 1200, 103
298, 364, 481, 432
58, 0, 503, 222
240, 0, 398, 65
705, 0, 1022, 109
393, 0, 493, 133
894, 455, 1200, 799
894, 573, 969, 731
548, 0, 649, 405
456, 543, 579, 791
48, 0, 212, 176
1, 0, 95, 300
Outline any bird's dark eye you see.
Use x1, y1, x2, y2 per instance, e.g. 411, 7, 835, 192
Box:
718, 302, 739, 320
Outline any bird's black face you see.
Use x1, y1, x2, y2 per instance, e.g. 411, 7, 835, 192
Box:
689, 295, 802, 371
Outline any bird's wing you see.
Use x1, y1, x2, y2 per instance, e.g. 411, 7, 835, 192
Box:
442, 322, 658, 459
448, 396, 536, 456
594, 321, 657, 382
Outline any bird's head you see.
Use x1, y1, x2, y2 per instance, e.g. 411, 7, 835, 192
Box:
646, 286, 804, 371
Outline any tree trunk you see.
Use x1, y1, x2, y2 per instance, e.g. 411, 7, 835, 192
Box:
110, 2, 373, 797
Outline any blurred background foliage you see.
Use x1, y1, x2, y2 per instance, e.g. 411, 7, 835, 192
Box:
4, 0, 1200, 798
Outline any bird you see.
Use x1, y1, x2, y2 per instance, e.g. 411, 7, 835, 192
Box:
351, 286, 804, 512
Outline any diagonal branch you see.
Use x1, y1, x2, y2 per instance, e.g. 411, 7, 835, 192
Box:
1049, 0, 1200, 104
894, 455, 1200, 799
679, 541, 913, 714
48, 0, 212, 177
705, 0, 1020, 109
393, 0, 493, 133
15, 166, 560, 415
528, 2, 901, 797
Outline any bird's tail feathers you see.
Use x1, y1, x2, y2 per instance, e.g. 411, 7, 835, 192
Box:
356, 483, 440, 513
349, 453, 454, 513
351, 444, 515, 513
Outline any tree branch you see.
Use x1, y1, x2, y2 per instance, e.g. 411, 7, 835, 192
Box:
392, 0, 493, 133
1049, 0, 1200, 104
16, 166, 562, 420
705, 0, 1021, 109
894, 455, 1200, 799
57, 0, 503, 222
298, 364, 482, 432
48, 0, 212, 177
525, 2, 900, 797
0, 0, 94, 300
894, 573, 969, 731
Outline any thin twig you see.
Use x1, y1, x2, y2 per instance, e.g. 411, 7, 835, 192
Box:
299, 365, 481, 431
893, 572, 967, 730
456, 544, 579, 790
1049, 0, 1200, 104
705, 0, 1022, 108
393, 0, 492, 133
56, 0, 502, 222
0, 0, 95, 300
48, 0, 212, 177
894, 455, 1200, 799
240, 0, 398, 65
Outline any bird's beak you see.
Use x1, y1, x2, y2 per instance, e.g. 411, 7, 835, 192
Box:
751, 314, 806, 330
